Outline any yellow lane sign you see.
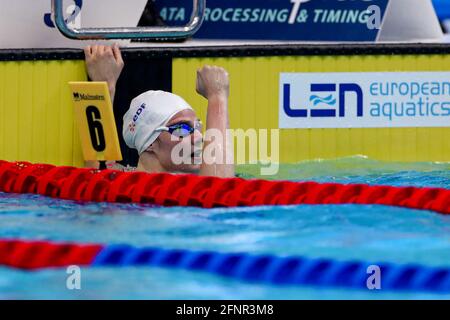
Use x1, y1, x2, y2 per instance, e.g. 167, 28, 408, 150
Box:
69, 82, 122, 162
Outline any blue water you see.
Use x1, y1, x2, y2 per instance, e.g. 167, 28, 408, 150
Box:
0, 157, 449, 299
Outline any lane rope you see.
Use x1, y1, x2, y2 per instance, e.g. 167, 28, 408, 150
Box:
0, 161, 448, 214
1, 239, 449, 293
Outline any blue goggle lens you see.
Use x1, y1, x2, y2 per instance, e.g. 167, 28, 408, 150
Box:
168, 124, 194, 137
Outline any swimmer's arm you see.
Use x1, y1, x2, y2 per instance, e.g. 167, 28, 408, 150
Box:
83, 44, 124, 169
84, 44, 124, 104
197, 66, 235, 178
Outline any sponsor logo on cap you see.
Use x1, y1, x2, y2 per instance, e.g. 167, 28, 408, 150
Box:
128, 122, 136, 133
128, 103, 146, 133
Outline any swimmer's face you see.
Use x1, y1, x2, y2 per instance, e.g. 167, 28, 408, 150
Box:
150, 109, 203, 173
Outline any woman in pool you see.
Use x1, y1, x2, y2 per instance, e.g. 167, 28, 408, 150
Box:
84, 44, 234, 178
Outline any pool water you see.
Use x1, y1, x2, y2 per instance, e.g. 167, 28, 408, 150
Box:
0, 157, 449, 299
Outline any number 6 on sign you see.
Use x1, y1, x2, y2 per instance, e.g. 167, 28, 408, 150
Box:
69, 82, 122, 162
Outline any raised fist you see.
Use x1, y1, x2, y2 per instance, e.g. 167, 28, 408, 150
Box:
196, 65, 229, 100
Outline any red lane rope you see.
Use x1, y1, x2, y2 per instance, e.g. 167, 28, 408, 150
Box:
0, 160, 448, 214
0, 239, 102, 270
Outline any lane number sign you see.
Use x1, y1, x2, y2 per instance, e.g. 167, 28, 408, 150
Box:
69, 81, 122, 162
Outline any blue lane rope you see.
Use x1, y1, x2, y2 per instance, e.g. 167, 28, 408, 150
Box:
92, 245, 450, 294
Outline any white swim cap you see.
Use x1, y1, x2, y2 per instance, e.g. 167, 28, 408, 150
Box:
122, 90, 193, 155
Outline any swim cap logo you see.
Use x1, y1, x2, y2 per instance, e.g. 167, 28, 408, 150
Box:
129, 103, 146, 133
133, 103, 146, 122
128, 123, 136, 133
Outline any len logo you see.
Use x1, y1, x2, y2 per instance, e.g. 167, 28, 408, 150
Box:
284, 82, 363, 118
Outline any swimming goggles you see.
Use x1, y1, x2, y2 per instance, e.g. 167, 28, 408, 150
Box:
155, 121, 202, 138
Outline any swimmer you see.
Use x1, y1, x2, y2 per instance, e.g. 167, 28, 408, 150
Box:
84, 44, 234, 178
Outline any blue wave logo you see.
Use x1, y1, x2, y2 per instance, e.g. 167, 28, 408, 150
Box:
309, 94, 336, 106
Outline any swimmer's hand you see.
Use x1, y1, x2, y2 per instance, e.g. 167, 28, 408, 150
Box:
196, 65, 229, 100
84, 44, 124, 100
